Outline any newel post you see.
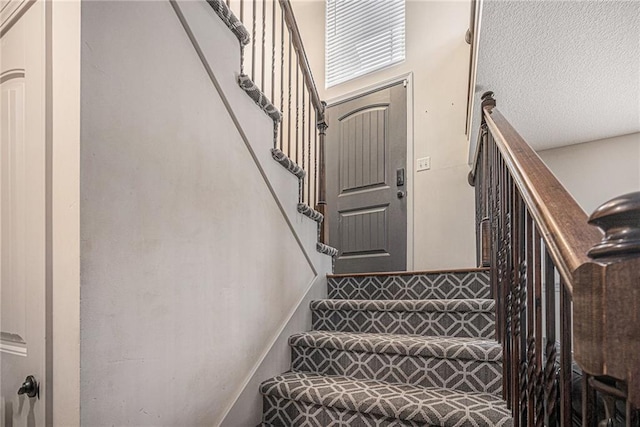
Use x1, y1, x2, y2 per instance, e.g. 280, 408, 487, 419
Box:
316, 102, 329, 244
574, 191, 640, 422
480, 91, 496, 120
587, 192, 640, 258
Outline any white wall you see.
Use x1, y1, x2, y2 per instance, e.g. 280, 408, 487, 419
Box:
79, 1, 321, 424
538, 132, 640, 215
293, 0, 476, 270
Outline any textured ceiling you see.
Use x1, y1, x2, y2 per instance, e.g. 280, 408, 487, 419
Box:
471, 0, 640, 154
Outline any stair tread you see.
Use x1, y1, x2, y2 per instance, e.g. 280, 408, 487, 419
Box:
260, 372, 513, 427
328, 270, 490, 300
290, 331, 502, 362
311, 299, 495, 313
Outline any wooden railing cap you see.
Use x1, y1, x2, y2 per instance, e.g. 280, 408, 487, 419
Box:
588, 191, 640, 258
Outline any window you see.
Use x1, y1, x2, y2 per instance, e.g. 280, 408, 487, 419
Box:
326, 0, 405, 87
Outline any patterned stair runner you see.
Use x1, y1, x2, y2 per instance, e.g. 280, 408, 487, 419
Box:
289, 331, 502, 394
327, 270, 491, 300
260, 269, 514, 426
311, 299, 495, 339
261, 372, 512, 426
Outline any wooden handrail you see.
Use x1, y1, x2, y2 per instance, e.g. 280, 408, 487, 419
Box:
279, 0, 324, 117
481, 105, 602, 292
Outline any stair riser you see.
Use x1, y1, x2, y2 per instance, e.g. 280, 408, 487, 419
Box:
328, 272, 491, 300
291, 346, 502, 395
312, 310, 495, 339
262, 396, 423, 427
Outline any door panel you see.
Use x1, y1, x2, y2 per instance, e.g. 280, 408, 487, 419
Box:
327, 83, 407, 273
0, 1, 46, 425
340, 206, 388, 256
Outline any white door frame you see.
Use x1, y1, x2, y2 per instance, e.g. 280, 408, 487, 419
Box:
326, 72, 415, 270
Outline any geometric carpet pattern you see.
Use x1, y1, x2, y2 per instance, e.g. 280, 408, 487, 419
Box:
256, 267, 512, 425
238, 74, 283, 123
205, 0, 250, 45
289, 331, 502, 362
291, 345, 503, 394
271, 148, 306, 179
297, 203, 324, 223
262, 395, 426, 426
311, 300, 496, 339
328, 270, 491, 301
310, 299, 495, 313
261, 372, 513, 426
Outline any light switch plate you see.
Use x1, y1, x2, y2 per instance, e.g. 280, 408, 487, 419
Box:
417, 157, 431, 172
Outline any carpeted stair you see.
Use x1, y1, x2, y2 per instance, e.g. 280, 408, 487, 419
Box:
259, 269, 513, 426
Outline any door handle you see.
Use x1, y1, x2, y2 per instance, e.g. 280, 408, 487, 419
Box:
17, 375, 39, 398
397, 191, 405, 199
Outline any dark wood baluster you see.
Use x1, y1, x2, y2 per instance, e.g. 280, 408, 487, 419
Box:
525, 212, 536, 424
295, 64, 299, 166
307, 96, 312, 207
239, 0, 245, 74
472, 130, 484, 267
559, 280, 573, 426
534, 227, 544, 427
261, 0, 265, 89
502, 155, 512, 407
582, 373, 597, 427
251, 0, 256, 81
493, 144, 506, 397
518, 197, 528, 426
490, 135, 500, 343
271, 0, 275, 103
544, 251, 559, 426
474, 143, 481, 265
301, 85, 306, 203
626, 402, 639, 427
287, 36, 292, 156
313, 112, 318, 210
511, 182, 521, 423
279, 7, 284, 151
480, 126, 491, 269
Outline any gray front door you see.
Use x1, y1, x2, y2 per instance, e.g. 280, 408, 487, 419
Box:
326, 82, 407, 273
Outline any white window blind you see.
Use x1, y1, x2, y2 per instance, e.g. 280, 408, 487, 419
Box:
326, 0, 405, 88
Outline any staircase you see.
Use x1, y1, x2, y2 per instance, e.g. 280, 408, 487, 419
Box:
201, 1, 640, 423
259, 270, 514, 426
205, 2, 510, 425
